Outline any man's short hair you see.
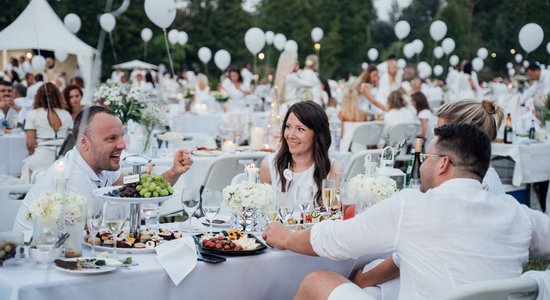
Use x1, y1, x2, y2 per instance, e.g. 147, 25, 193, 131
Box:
526, 63, 541, 72
34, 73, 44, 82
0, 80, 12, 87
433, 124, 491, 179
73, 106, 117, 143
13, 83, 27, 97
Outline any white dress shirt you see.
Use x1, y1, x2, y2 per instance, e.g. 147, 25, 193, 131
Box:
284, 72, 313, 102
14, 148, 121, 231
520, 70, 550, 109
312, 178, 550, 300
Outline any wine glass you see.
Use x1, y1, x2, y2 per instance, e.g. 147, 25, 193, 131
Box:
322, 179, 337, 216
201, 189, 221, 234
33, 219, 60, 269
296, 186, 314, 221
181, 188, 201, 232
141, 203, 160, 234
278, 192, 295, 225
103, 201, 129, 259
87, 197, 104, 257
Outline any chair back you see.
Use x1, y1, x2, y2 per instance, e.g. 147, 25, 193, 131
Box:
0, 184, 32, 231
343, 149, 383, 182
349, 122, 384, 153
442, 276, 538, 300
200, 153, 268, 193
231, 173, 247, 185
387, 122, 420, 146
56, 133, 74, 159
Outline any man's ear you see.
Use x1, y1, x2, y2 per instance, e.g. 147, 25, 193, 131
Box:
78, 134, 89, 151
436, 156, 452, 176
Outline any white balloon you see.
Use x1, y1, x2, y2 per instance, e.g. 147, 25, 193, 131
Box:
168, 29, 179, 45
273, 33, 287, 51
523, 60, 529, 68
413, 39, 424, 54
141, 28, 153, 42
429, 20, 447, 41
514, 54, 523, 63
433, 65, 444, 76
547, 42, 550, 54
99, 13, 116, 33
265, 31, 274, 45
403, 43, 416, 59
441, 38, 455, 54
417, 61, 432, 79
31, 55, 46, 72
214, 49, 231, 71
64, 13, 81, 34
311, 27, 324, 42
472, 57, 484, 71
508, 68, 516, 76
361, 62, 368, 70
144, 0, 176, 29
244, 27, 266, 55
54, 48, 69, 62
477, 47, 488, 60
284, 40, 298, 53
433, 46, 444, 59
394, 20, 410, 40
177, 31, 188, 46
397, 58, 406, 69
449, 55, 459, 66
518, 23, 544, 53
506, 62, 513, 69
198, 47, 212, 64
367, 48, 378, 61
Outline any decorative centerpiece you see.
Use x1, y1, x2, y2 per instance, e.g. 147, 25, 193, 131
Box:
347, 174, 397, 209
96, 80, 145, 125
222, 182, 275, 231
212, 91, 229, 103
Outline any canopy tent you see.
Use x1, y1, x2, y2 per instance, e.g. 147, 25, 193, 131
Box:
0, 0, 98, 88
112, 59, 158, 70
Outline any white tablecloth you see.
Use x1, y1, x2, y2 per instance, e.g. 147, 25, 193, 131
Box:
169, 112, 270, 138
491, 141, 550, 187
0, 133, 27, 177
0, 228, 385, 300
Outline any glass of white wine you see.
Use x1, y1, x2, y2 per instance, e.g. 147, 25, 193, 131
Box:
322, 179, 336, 216
103, 201, 129, 259
278, 192, 295, 225
87, 196, 104, 258
201, 189, 221, 234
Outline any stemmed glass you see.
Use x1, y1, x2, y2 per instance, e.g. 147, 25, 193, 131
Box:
87, 197, 104, 257
141, 203, 160, 234
33, 219, 60, 269
322, 179, 337, 216
201, 189, 221, 234
296, 186, 314, 221
278, 192, 295, 225
181, 188, 201, 232
103, 201, 129, 259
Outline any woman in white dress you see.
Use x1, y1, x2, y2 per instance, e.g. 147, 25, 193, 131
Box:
380, 90, 417, 146
260, 101, 342, 206
221, 67, 252, 110
274, 51, 298, 102
377, 59, 402, 105
455, 61, 477, 100
356, 66, 387, 116
21, 82, 73, 183
410, 91, 436, 142
298, 55, 322, 106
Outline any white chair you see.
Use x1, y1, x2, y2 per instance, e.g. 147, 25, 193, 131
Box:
387, 122, 420, 147
343, 149, 383, 182
0, 184, 32, 231
231, 173, 247, 185
349, 122, 385, 153
442, 276, 538, 300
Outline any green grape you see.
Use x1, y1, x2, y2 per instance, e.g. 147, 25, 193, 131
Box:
168, 186, 174, 194
142, 181, 150, 188
160, 189, 168, 196
144, 191, 152, 198
147, 176, 153, 182
153, 191, 159, 197
139, 189, 146, 196
153, 175, 162, 181
150, 182, 157, 189
136, 185, 142, 191
155, 187, 162, 193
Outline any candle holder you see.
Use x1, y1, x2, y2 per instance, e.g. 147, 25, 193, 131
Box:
55, 179, 67, 193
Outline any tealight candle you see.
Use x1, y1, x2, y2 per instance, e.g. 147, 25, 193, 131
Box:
54, 161, 66, 192
245, 163, 260, 183
222, 140, 236, 153
250, 127, 265, 151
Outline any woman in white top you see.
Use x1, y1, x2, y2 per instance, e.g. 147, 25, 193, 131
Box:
298, 55, 322, 106
356, 66, 387, 116
410, 91, 436, 142
221, 67, 252, 106
377, 59, 402, 105
380, 90, 417, 146
21, 82, 73, 183
260, 101, 341, 206
455, 61, 477, 100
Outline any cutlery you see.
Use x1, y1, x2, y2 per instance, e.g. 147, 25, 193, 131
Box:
53, 232, 70, 248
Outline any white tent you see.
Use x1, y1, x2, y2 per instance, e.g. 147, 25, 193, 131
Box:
113, 59, 158, 70
0, 0, 98, 87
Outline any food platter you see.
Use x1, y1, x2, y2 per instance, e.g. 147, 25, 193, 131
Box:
84, 228, 184, 254
93, 186, 178, 204
198, 216, 232, 228
194, 232, 267, 256
54, 257, 122, 274
191, 149, 223, 157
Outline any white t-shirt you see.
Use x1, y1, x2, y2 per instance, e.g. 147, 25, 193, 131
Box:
13, 148, 121, 231
24, 108, 73, 146
267, 153, 318, 202
312, 178, 550, 299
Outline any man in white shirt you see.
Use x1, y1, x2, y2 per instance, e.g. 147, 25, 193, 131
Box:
26, 73, 44, 101
13, 106, 194, 231
520, 63, 550, 110
12, 83, 32, 125
263, 124, 550, 299
0, 80, 21, 128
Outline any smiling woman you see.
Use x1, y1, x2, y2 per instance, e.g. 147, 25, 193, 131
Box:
260, 101, 342, 205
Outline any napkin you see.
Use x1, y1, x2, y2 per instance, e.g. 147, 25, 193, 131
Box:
155, 236, 198, 286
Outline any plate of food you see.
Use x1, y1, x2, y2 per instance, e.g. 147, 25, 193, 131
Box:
93, 174, 178, 204
54, 257, 122, 274
192, 147, 223, 157
84, 228, 184, 253
194, 230, 267, 256
198, 216, 232, 228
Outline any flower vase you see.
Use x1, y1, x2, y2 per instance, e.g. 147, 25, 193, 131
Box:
142, 128, 154, 155
235, 207, 257, 232
64, 202, 86, 258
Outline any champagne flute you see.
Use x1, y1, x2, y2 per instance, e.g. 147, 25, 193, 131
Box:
201, 189, 221, 234
87, 197, 104, 257
141, 203, 159, 234
33, 220, 59, 269
103, 201, 129, 259
296, 186, 314, 222
181, 188, 200, 231
278, 192, 295, 225
322, 179, 336, 216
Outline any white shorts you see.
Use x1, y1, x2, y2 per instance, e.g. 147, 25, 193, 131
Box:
328, 283, 376, 300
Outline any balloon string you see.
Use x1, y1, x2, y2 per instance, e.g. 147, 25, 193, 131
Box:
144, 42, 148, 60
109, 32, 118, 61
29, 0, 51, 116
163, 29, 175, 77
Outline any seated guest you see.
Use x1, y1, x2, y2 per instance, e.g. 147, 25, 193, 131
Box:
14, 106, 194, 231
410, 91, 436, 141
12, 82, 32, 125
338, 87, 367, 136
263, 124, 550, 299
260, 101, 342, 206
0, 80, 21, 128
380, 90, 417, 146
63, 85, 85, 120
20, 82, 73, 183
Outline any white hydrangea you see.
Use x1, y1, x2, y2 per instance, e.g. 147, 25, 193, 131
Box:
64, 193, 88, 225
223, 183, 276, 212
347, 174, 397, 204
26, 192, 65, 220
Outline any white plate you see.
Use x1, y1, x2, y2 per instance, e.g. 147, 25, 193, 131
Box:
192, 150, 223, 157
199, 216, 232, 228
83, 241, 155, 254
93, 186, 178, 204
54, 257, 122, 274
156, 132, 183, 141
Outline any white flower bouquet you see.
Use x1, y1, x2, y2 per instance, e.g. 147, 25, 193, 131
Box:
63, 193, 88, 225
26, 192, 87, 223
347, 174, 397, 204
222, 183, 275, 213
212, 91, 229, 103
96, 80, 146, 124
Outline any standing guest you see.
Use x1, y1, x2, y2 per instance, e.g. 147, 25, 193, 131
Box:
356, 66, 387, 114
241, 63, 254, 89
410, 91, 436, 141
377, 58, 402, 104
299, 55, 322, 106
321, 78, 336, 108
14, 106, 194, 231
23, 73, 35, 87
260, 101, 342, 205
263, 124, 550, 300
63, 85, 85, 120
455, 61, 477, 100
521, 63, 550, 110
20, 82, 73, 183
26, 73, 44, 101
221, 67, 252, 108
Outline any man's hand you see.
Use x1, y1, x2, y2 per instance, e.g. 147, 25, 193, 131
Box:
262, 222, 292, 250
161, 149, 193, 185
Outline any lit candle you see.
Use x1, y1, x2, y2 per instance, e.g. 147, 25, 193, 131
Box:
246, 163, 259, 183
250, 127, 265, 151
54, 161, 65, 181
222, 140, 236, 153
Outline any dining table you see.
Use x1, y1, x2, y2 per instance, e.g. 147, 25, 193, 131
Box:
0, 132, 27, 177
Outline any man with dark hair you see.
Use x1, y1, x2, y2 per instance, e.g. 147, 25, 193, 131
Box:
263, 124, 550, 299
14, 106, 194, 230
26, 73, 44, 100
0, 80, 21, 128
12, 82, 31, 124
520, 63, 550, 109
